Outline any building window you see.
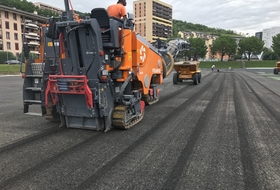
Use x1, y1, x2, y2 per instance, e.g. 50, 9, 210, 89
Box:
5, 11, 9, 19
13, 13, 17, 20
6, 32, 10, 39
5, 21, 9, 29
14, 33, 18, 40
15, 43, 19, 50
7, 42, 11, 50
14, 23, 17, 31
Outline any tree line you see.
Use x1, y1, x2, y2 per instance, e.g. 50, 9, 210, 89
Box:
0, 0, 91, 18
0, 0, 59, 17
172, 20, 280, 61
177, 34, 280, 61
0, 51, 39, 64
171, 19, 238, 38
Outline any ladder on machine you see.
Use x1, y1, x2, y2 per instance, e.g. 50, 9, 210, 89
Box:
23, 62, 46, 116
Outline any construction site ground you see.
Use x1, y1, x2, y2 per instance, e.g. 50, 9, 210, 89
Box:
1, 68, 280, 189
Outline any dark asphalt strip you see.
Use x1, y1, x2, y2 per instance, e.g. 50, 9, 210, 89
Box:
0, 132, 102, 189
156, 71, 213, 105
233, 73, 259, 190
237, 71, 280, 100
0, 127, 63, 153
235, 72, 280, 131
162, 73, 226, 189
77, 73, 222, 189
201, 73, 242, 189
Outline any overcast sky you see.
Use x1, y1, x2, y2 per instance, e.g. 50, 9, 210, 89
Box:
29, 0, 280, 36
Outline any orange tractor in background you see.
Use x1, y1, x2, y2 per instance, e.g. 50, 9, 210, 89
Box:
173, 61, 201, 85
273, 61, 280, 74
21, 0, 190, 131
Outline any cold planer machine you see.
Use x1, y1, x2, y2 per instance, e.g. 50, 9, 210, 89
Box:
22, 1, 190, 132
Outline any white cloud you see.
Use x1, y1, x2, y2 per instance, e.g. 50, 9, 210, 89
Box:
29, 0, 280, 36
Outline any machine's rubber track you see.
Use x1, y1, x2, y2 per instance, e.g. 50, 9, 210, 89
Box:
44, 104, 60, 122
112, 105, 144, 129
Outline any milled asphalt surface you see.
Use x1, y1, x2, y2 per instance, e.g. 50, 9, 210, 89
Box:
1, 69, 280, 189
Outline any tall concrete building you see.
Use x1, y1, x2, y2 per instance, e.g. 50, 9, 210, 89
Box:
0, 5, 48, 58
262, 26, 280, 49
133, 0, 172, 42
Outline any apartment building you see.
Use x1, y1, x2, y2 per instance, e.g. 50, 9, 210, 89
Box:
33, 2, 64, 15
133, 0, 172, 42
262, 26, 280, 49
0, 5, 48, 58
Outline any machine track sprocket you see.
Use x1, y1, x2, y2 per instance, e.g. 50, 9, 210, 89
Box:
112, 105, 144, 129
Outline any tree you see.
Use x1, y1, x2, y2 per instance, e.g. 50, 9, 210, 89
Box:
262, 47, 277, 60
272, 33, 280, 60
0, 51, 16, 64
238, 36, 264, 61
186, 38, 207, 59
0, 0, 36, 13
19, 52, 39, 62
211, 35, 237, 61
75, 10, 90, 18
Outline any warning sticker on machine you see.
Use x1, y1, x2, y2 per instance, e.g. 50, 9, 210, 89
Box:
152, 68, 161, 73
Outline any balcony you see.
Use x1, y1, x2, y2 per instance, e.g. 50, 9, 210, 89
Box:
28, 41, 40, 46
25, 23, 39, 29
26, 32, 40, 37
24, 34, 40, 40
30, 50, 40, 54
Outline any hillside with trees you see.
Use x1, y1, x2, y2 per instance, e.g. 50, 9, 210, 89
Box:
0, 0, 91, 18
172, 19, 239, 37
0, 0, 60, 17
